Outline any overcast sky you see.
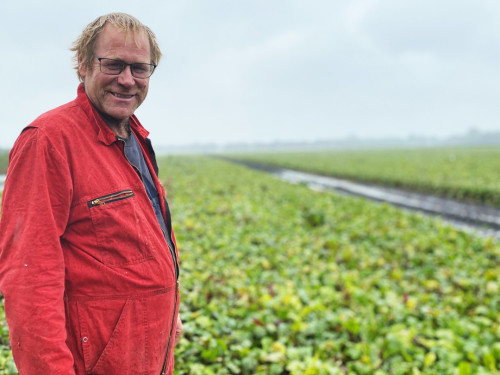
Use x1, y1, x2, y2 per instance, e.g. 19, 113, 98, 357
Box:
1, 0, 499, 149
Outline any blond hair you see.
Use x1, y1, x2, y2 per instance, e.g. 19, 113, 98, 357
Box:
70, 13, 162, 82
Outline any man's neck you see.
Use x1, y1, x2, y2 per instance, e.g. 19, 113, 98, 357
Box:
108, 121, 131, 139
94, 107, 131, 138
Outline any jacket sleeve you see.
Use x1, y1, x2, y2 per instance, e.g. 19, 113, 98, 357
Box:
0, 127, 75, 374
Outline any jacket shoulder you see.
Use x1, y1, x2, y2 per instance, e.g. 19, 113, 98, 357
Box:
21, 98, 94, 144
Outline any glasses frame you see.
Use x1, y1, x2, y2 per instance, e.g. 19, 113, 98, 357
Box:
94, 56, 157, 79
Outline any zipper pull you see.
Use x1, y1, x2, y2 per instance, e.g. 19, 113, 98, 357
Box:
92, 199, 105, 206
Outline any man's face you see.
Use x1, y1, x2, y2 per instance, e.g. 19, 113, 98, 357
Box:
79, 24, 151, 126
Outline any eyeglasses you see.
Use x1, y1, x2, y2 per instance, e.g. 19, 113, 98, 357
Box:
94, 56, 157, 78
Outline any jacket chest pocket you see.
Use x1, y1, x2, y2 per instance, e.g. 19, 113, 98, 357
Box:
88, 189, 155, 266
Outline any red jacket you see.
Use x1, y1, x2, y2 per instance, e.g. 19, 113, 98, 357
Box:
0, 85, 180, 375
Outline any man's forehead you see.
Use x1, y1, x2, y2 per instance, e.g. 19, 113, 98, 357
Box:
97, 24, 149, 48
96, 24, 150, 51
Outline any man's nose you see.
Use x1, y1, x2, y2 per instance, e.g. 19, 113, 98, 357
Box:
117, 65, 135, 86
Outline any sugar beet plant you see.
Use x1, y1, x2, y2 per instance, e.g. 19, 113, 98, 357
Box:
0, 306, 15, 374
160, 156, 499, 375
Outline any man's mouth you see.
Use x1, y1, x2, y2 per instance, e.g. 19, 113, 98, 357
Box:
111, 92, 134, 99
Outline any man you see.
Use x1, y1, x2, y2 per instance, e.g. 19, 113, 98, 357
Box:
0, 13, 181, 374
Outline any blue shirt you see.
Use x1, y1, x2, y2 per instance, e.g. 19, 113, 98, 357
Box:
118, 133, 169, 238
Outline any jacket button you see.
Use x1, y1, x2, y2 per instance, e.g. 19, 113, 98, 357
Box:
82, 337, 88, 343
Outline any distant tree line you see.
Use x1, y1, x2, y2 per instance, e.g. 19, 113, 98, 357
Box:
155, 128, 500, 154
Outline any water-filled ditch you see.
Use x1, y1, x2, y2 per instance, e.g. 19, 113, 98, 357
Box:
222, 158, 500, 240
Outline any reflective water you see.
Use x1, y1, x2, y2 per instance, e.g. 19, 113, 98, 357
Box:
275, 169, 500, 239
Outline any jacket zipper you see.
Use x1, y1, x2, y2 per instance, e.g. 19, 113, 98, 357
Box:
87, 190, 135, 208
160, 280, 179, 375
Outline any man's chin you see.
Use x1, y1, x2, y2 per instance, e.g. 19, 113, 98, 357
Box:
96, 107, 135, 127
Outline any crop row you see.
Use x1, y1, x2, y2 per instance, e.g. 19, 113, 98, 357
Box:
225, 147, 500, 206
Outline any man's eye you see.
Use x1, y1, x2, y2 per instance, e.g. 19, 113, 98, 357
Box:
132, 64, 149, 74
103, 61, 124, 71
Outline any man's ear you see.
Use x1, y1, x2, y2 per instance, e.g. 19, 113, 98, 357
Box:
78, 55, 87, 80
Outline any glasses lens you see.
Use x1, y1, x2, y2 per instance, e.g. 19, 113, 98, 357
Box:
100, 59, 125, 75
131, 63, 154, 78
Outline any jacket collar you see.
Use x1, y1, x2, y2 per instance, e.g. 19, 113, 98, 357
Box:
76, 83, 150, 146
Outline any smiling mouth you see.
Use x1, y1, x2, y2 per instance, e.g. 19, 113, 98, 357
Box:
111, 92, 134, 99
